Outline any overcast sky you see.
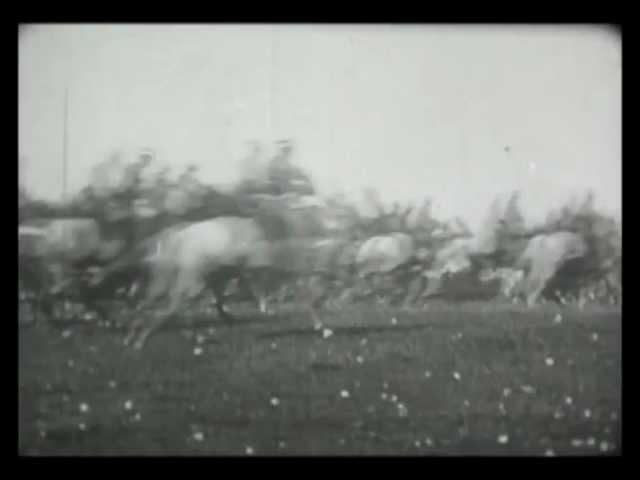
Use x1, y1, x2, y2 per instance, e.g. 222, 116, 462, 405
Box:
18, 24, 621, 230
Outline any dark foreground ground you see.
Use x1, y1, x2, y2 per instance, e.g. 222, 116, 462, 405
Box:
19, 302, 621, 456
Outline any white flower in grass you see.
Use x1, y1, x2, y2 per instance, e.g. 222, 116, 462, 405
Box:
424, 437, 433, 447
463, 400, 470, 408
67, 359, 75, 368
383, 382, 389, 390
497, 434, 509, 444
414, 440, 421, 448
424, 370, 432, 379
520, 385, 535, 394
278, 441, 286, 449
61, 329, 72, 338
591, 333, 599, 342
193, 347, 204, 356
78, 422, 87, 431
584, 409, 592, 419
453, 371, 461, 381
245, 446, 255, 455
553, 313, 563, 324
270, 397, 280, 407
587, 437, 596, 447
108, 380, 117, 389
390, 317, 397, 325
192, 431, 204, 442
545, 357, 555, 367
544, 449, 555, 457
79, 403, 90, 413
397, 403, 408, 417
322, 328, 334, 339
356, 355, 364, 364
340, 390, 350, 399
390, 394, 398, 403
565, 396, 573, 406
195, 334, 206, 345
380, 393, 388, 401
124, 400, 134, 411
360, 338, 368, 346
503, 387, 512, 397
571, 438, 584, 447
271, 342, 277, 350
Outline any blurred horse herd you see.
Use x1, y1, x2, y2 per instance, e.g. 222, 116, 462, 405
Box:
18, 141, 622, 349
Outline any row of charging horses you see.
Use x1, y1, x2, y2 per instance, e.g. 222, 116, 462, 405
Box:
18, 193, 621, 349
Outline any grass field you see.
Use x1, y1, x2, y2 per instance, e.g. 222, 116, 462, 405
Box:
18, 302, 621, 456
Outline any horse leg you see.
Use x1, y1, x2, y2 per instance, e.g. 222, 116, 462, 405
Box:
213, 284, 237, 324
131, 309, 170, 350
245, 272, 267, 314
403, 275, 425, 308
242, 268, 275, 316
124, 314, 148, 347
124, 301, 150, 347
525, 266, 552, 308
215, 297, 236, 324
133, 265, 218, 349
423, 275, 443, 299
132, 277, 185, 350
124, 270, 171, 347
355, 272, 376, 301
204, 271, 237, 325
305, 274, 328, 330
